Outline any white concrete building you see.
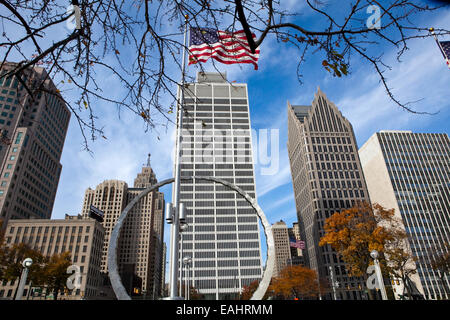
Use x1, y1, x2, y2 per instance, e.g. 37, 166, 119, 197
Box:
359, 130, 449, 300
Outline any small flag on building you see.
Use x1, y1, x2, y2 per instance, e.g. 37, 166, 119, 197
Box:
290, 239, 305, 249
31, 54, 44, 65
188, 27, 260, 70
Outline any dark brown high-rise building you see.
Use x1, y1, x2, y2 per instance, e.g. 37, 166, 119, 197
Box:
287, 88, 370, 300
0, 63, 70, 227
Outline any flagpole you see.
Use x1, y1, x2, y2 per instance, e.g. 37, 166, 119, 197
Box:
168, 14, 189, 300
429, 27, 450, 68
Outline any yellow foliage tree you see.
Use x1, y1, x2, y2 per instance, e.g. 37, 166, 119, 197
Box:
319, 201, 409, 299
43, 251, 72, 300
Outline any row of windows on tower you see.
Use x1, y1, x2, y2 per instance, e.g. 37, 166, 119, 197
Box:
184, 98, 247, 104
181, 201, 255, 208
310, 136, 352, 145
191, 259, 261, 270
183, 251, 260, 259
184, 106, 248, 113
185, 241, 259, 250
187, 208, 256, 215
185, 112, 248, 118
181, 233, 259, 241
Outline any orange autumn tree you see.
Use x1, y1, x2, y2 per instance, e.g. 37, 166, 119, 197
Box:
319, 202, 404, 292
240, 280, 259, 300
269, 265, 326, 300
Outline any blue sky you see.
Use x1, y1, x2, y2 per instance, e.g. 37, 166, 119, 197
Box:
2, 2, 448, 268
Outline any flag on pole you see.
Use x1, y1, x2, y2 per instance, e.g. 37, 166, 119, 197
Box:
430, 28, 450, 69
438, 40, 450, 68
188, 27, 260, 70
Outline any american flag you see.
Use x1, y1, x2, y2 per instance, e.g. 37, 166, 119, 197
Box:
289, 239, 305, 249
438, 41, 450, 68
188, 27, 260, 70
31, 54, 44, 65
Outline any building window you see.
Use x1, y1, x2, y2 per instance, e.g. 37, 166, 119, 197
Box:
15, 132, 23, 144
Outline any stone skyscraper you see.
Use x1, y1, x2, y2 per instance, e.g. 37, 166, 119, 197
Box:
272, 220, 292, 277
359, 131, 449, 300
0, 63, 70, 227
287, 88, 370, 300
81, 157, 165, 298
178, 72, 263, 299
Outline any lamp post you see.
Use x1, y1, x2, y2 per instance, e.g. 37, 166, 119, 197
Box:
179, 223, 189, 297
15, 258, 33, 300
166, 13, 189, 301
329, 266, 338, 300
370, 250, 388, 300
183, 256, 192, 300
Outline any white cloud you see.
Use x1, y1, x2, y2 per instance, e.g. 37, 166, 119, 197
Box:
334, 31, 450, 146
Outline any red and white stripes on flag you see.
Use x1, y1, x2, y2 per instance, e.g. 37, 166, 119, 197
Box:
188, 28, 260, 70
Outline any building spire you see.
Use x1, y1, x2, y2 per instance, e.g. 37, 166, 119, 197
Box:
146, 153, 151, 167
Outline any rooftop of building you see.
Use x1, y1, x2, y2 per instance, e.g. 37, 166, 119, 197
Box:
272, 220, 288, 228
290, 105, 312, 123
196, 71, 227, 83
379, 130, 413, 133
5, 214, 98, 225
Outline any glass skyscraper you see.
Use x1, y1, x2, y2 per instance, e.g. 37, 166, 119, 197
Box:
178, 72, 263, 299
359, 131, 449, 300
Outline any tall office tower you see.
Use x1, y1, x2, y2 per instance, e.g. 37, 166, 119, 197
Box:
81, 160, 165, 298
287, 88, 370, 300
272, 220, 292, 276
288, 222, 304, 266
0, 63, 71, 227
0, 214, 104, 300
359, 131, 449, 300
178, 72, 263, 299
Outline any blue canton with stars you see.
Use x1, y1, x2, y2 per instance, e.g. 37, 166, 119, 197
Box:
440, 41, 450, 59
190, 28, 219, 46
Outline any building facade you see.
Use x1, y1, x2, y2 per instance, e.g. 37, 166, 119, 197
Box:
287, 88, 370, 300
0, 63, 70, 226
272, 220, 292, 277
0, 215, 104, 300
178, 72, 263, 299
359, 131, 449, 300
81, 159, 165, 299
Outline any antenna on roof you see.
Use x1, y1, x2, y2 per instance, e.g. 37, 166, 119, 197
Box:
146, 153, 151, 167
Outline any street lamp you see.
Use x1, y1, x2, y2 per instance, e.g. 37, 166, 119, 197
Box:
15, 258, 33, 300
329, 266, 338, 300
183, 256, 192, 300
370, 250, 388, 300
179, 222, 189, 297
